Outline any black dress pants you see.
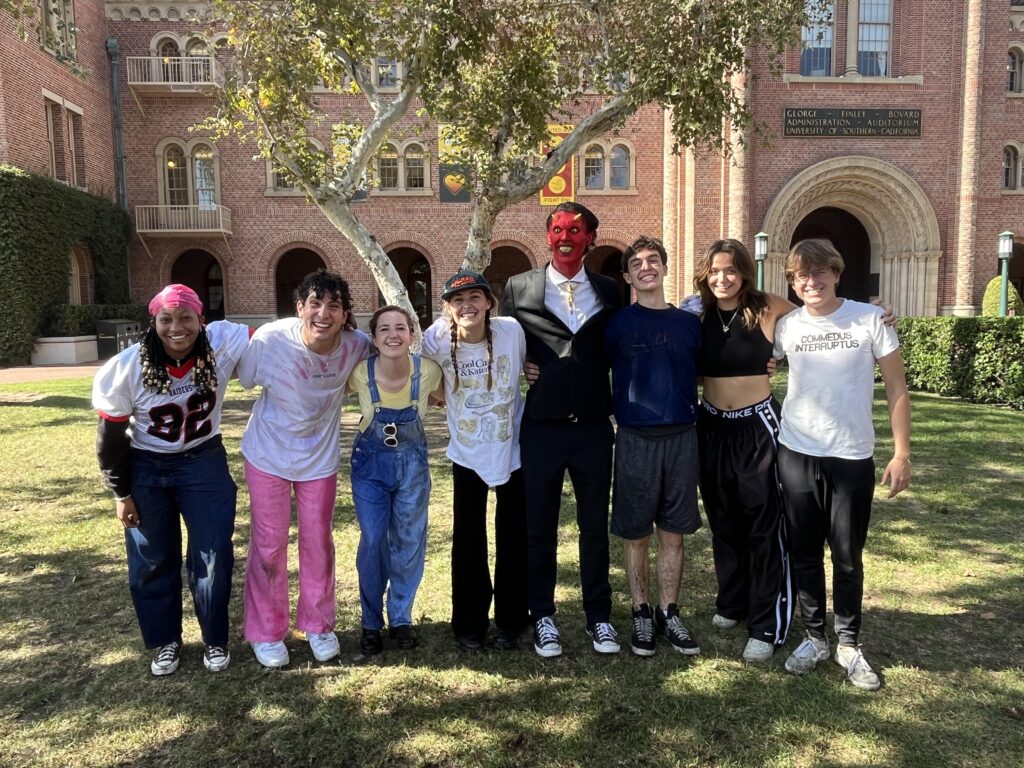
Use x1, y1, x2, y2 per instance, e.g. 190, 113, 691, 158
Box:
520, 418, 614, 625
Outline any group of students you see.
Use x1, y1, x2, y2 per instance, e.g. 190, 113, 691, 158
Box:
92, 201, 910, 692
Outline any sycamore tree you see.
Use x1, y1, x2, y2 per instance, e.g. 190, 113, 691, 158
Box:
208, 0, 815, 314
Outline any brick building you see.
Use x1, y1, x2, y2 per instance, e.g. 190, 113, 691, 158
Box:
3, 0, 1023, 324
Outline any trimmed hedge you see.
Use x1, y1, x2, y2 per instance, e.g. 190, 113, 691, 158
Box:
39, 303, 149, 337
980, 275, 1024, 317
897, 316, 1024, 409
0, 164, 133, 364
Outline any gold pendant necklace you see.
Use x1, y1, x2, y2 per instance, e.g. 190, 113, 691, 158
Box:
716, 305, 739, 335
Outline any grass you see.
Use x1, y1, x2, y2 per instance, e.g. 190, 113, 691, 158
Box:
0, 376, 1022, 767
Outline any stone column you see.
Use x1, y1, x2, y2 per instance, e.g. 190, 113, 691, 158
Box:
844, 0, 861, 76
662, 108, 681, 301
952, 0, 985, 315
727, 69, 749, 243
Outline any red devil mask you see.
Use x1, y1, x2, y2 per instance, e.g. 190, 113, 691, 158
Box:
547, 211, 595, 277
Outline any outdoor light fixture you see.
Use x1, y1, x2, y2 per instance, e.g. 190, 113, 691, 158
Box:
998, 230, 1015, 317
754, 231, 768, 291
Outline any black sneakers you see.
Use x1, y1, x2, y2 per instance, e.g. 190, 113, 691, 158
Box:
533, 616, 562, 658
655, 604, 700, 655
630, 604, 656, 657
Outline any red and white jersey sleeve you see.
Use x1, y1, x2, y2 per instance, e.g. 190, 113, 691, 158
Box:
91, 320, 251, 454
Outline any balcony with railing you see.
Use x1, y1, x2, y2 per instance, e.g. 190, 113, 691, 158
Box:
126, 56, 220, 92
135, 205, 232, 236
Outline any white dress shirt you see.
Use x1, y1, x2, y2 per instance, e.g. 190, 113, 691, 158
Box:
544, 264, 600, 333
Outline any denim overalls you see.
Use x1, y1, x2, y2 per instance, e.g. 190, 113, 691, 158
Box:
351, 355, 431, 632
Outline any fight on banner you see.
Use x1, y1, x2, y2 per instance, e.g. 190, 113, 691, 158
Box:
540, 124, 574, 206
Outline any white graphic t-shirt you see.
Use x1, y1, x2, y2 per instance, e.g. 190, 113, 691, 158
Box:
774, 299, 899, 460
238, 318, 371, 481
92, 320, 251, 453
422, 315, 526, 486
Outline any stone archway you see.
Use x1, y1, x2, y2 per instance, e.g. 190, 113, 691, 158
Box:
275, 248, 326, 317
171, 249, 225, 319
761, 156, 942, 316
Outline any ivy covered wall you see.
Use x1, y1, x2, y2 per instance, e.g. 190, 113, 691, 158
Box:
0, 164, 133, 363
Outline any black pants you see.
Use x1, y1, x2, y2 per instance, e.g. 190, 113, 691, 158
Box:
697, 397, 793, 645
520, 418, 614, 624
777, 445, 875, 646
450, 463, 529, 638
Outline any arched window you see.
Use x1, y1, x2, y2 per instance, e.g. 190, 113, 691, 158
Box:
1009, 49, 1024, 94
158, 38, 182, 83
584, 145, 605, 189
193, 144, 216, 208
610, 145, 630, 189
372, 140, 431, 194
159, 140, 221, 207
185, 38, 212, 82
580, 140, 635, 194
1003, 146, 1020, 191
378, 144, 399, 189
164, 144, 188, 205
405, 143, 424, 189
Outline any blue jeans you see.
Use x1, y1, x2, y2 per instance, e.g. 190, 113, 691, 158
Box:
351, 406, 430, 631
127, 436, 236, 648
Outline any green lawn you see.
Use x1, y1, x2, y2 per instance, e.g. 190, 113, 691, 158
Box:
0, 377, 1022, 767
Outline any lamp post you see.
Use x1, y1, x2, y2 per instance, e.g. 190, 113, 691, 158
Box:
998, 231, 1014, 317
754, 232, 768, 291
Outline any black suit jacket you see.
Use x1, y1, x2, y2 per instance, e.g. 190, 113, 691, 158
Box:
502, 265, 622, 421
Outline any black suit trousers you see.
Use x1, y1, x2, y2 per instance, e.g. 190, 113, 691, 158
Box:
520, 417, 614, 624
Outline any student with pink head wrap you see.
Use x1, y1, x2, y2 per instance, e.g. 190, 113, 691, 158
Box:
92, 284, 252, 676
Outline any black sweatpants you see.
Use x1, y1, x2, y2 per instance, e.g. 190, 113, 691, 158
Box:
697, 396, 793, 645
450, 464, 529, 639
777, 444, 875, 646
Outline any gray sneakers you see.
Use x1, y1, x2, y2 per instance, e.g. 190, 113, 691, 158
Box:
742, 638, 774, 664
712, 613, 739, 630
834, 644, 882, 690
784, 633, 829, 675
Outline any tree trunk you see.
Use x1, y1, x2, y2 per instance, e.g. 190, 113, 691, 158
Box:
318, 196, 420, 335
462, 196, 502, 273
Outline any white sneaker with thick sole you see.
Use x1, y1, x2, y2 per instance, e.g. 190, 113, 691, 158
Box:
742, 638, 774, 663
834, 644, 882, 690
784, 633, 829, 675
251, 640, 290, 668
308, 631, 340, 662
712, 614, 738, 630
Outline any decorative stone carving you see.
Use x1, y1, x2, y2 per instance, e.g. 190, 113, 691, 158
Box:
761, 156, 942, 316
105, 3, 215, 22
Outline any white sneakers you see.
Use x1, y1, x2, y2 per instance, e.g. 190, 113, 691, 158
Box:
251, 640, 290, 668
784, 633, 830, 675
834, 644, 882, 690
307, 631, 340, 662
251, 632, 340, 667
712, 614, 739, 630
742, 638, 774, 664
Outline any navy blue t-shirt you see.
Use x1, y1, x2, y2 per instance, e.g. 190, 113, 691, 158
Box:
604, 303, 701, 428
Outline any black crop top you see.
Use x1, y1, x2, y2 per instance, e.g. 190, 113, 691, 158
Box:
699, 307, 773, 377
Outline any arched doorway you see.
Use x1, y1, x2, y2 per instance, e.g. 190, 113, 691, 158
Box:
586, 245, 628, 305
1010, 243, 1024, 304
387, 247, 432, 329
761, 156, 942, 316
790, 207, 873, 303
275, 248, 326, 317
484, 245, 533, 309
170, 249, 225, 319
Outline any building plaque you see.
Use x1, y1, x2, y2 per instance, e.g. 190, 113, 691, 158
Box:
783, 108, 922, 138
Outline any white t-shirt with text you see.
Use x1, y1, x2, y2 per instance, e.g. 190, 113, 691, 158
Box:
774, 300, 899, 460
